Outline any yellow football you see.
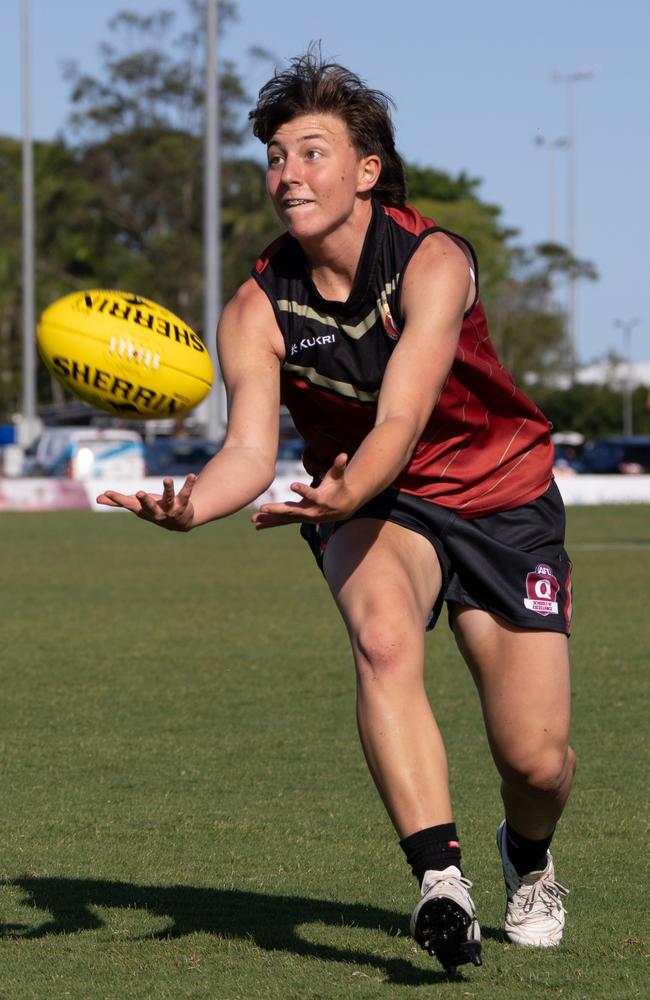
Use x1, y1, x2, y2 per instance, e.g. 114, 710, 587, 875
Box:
37, 290, 214, 419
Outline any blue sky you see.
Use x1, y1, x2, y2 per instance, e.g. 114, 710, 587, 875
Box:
1, 0, 648, 362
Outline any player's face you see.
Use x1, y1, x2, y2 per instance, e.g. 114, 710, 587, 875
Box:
266, 113, 377, 242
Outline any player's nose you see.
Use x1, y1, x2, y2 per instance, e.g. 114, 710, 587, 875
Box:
279, 152, 302, 185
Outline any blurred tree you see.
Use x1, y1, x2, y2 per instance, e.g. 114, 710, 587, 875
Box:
406, 163, 483, 202
0, 2, 283, 417
221, 157, 280, 294
0, 137, 107, 414
530, 382, 650, 437
63, 3, 245, 147
485, 243, 597, 385
56, 0, 255, 335
407, 166, 597, 386
407, 162, 515, 300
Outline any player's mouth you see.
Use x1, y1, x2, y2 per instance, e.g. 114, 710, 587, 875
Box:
282, 198, 313, 208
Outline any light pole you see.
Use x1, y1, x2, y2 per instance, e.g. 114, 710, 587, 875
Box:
200, 0, 227, 439
552, 69, 595, 374
614, 318, 640, 436
533, 135, 568, 243
21, 0, 38, 446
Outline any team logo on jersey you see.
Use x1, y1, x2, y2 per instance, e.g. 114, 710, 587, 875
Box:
523, 563, 559, 616
380, 300, 401, 341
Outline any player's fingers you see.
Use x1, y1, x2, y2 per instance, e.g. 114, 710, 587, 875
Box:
96, 491, 140, 512
96, 493, 119, 507
253, 512, 299, 529
330, 452, 349, 477
290, 481, 315, 500
136, 491, 163, 516
161, 477, 176, 502
257, 499, 306, 517
255, 502, 323, 528
252, 504, 299, 521
177, 474, 197, 500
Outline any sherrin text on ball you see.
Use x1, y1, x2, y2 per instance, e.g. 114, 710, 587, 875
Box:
37, 290, 214, 419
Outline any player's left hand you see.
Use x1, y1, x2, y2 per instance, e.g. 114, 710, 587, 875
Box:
251, 453, 358, 529
96, 474, 196, 531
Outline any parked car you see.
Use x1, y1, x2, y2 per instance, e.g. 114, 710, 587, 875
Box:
551, 432, 584, 475
144, 436, 222, 477
575, 436, 650, 474
23, 426, 146, 480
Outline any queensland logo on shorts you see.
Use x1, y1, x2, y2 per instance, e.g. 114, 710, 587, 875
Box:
523, 563, 559, 616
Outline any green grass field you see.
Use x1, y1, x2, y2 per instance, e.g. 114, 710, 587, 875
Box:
0, 504, 648, 999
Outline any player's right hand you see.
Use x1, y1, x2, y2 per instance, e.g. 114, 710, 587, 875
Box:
96, 474, 196, 531
251, 453, 358, 529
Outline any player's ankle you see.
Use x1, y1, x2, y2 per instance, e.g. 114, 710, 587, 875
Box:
503, 820, 553, 876
400, 822, 462, 884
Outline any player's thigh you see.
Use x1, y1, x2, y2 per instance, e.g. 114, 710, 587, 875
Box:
323, 518, 442, 651
452, 607, 572, 773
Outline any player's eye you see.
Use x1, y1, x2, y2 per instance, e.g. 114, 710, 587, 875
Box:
305, 149, 322, 161
267, 153, 284, 167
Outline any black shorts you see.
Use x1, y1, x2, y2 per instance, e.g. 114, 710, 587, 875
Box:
300, 481, 573, 635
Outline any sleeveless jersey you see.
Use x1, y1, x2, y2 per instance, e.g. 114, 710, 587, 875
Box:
252, 199, 554, 517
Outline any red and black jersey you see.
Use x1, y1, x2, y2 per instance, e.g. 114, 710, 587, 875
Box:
253, 199, 554, 517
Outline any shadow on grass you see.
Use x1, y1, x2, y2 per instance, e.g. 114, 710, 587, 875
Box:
0, 876, 500, 985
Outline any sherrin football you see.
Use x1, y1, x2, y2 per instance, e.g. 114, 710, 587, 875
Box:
37, 290, 214, 419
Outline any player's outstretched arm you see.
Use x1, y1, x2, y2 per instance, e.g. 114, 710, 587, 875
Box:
97, 280, 284, 529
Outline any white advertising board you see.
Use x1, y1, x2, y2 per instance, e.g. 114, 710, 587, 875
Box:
1, 474, 650, 513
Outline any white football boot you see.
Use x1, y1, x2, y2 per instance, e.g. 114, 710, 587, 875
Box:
410, 865, 482, 973
497, 820, 569, 947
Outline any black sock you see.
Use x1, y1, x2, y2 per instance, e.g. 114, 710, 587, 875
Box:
505, 821, 553, 876
400, 822, 462, 885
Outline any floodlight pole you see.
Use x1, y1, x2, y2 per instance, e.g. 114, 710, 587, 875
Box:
202, 0, 227, 439
614, 317, 639, 436
21, 0, 37, 443
533, 135, 568, 243
552, 69, 594, 375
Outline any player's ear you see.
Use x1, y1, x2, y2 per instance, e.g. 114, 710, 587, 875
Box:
357, 154, 381, 192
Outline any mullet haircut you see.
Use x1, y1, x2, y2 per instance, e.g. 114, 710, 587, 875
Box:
249, 45, 407, 208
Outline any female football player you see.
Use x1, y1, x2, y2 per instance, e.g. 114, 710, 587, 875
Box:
98, 50, 574, 974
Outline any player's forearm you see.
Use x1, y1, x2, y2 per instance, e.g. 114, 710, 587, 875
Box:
344, 415, 421, 508
188, 446, 276, 527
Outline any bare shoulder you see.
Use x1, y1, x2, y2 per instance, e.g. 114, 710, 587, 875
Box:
407, 230, 471, 279
219, 278, 285, 361
402, 230, 472, 310
225, 276, 271, 313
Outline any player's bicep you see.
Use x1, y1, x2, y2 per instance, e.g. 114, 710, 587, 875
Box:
217, 280, 283, 456
377, 235, 470, 431
399, 233, 470, 356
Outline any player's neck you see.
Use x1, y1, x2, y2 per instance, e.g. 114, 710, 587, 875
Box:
301, 200, 373, 302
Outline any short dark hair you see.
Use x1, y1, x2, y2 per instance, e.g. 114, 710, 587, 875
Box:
249, 46, 407, 208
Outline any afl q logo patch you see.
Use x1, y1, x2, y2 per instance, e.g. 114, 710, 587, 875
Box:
523, 563, 559, 616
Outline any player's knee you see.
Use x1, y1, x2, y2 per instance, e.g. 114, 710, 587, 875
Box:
525, 753, 570, 797
353, 614, 416, 681
505, 744, 575, 798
